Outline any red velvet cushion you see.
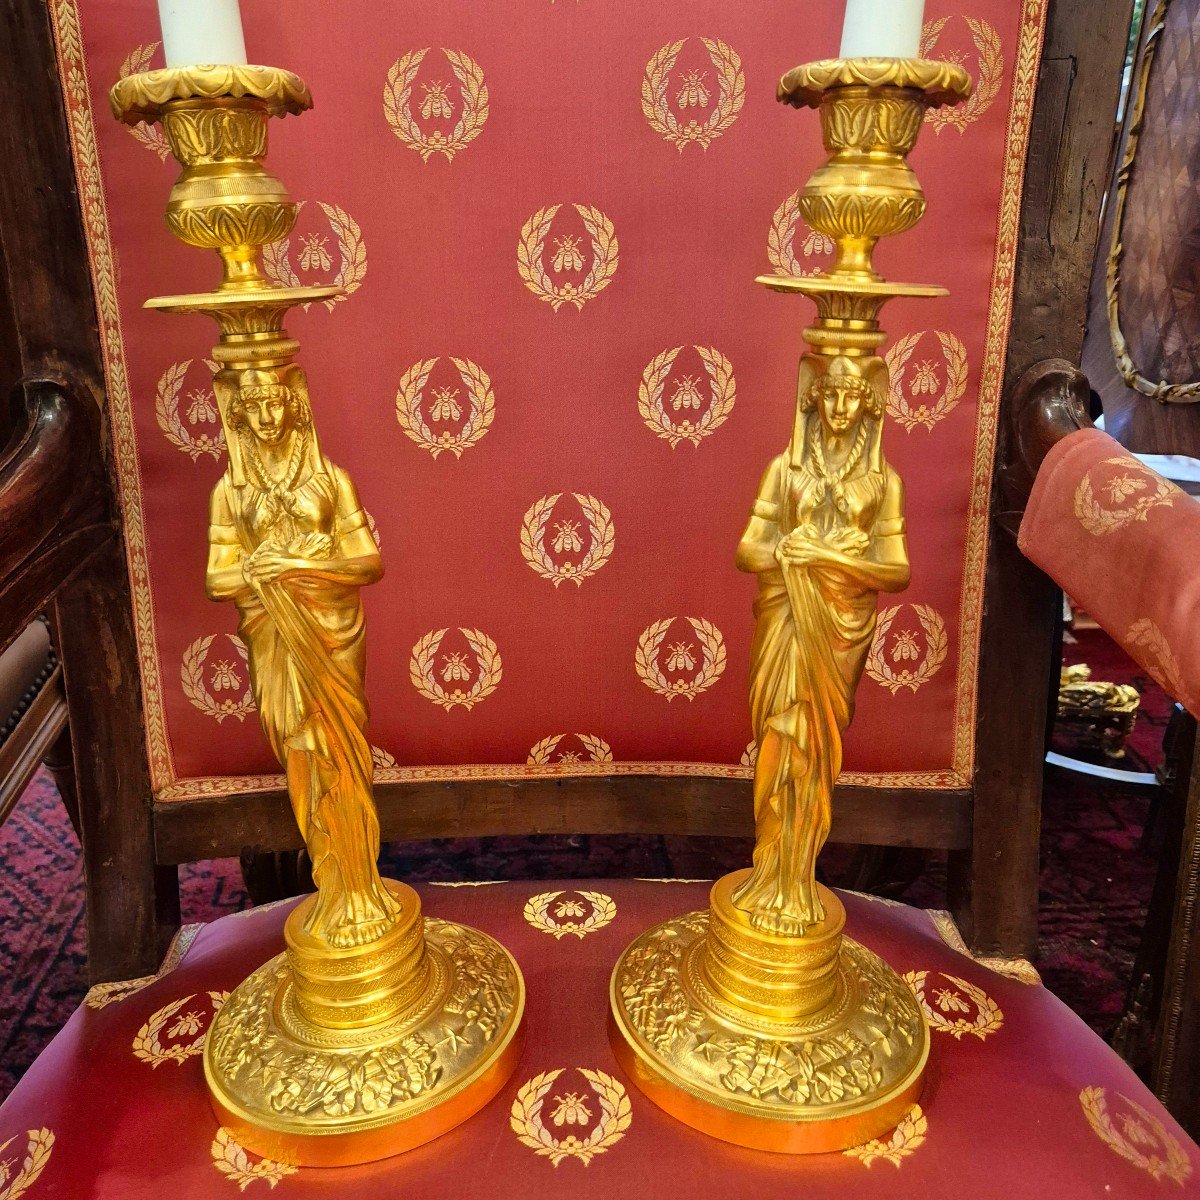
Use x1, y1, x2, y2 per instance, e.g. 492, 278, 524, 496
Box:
3, 881, 1195, 1197
51, 0, 1046, 800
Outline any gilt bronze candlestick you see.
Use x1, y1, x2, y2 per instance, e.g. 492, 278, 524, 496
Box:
110, 65, 524, 1167
609, 58, 971, 1154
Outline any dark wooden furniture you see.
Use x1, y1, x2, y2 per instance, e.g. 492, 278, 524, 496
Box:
0, 0, 1136, 983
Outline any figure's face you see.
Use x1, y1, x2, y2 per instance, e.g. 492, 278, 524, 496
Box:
240, 390, 289, 445
818, 379, 865, 435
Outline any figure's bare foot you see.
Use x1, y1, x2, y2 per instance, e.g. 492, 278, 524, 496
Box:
327, 915, 392, 948
748, 906, 809, 937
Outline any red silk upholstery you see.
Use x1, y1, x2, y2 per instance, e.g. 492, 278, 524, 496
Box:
1019, 428, 1200, 716
2, 880, 1196, 1197
51, 1, 1046, 799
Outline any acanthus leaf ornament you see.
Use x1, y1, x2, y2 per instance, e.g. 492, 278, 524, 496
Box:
919, 16, 1003, 134
641, 37, 745, 152
1080, 1086, 1192, 1185
261, 201, 366, 312
383, 49, 489, 164
510, 1068, 632, 1165
768, 192, 835, 278
518, 204, 618, 312
0, 1128, 55, 1200
156, 358, 225, 461
866, 604, 948, 695
520, 493, 615, 586
884, 330, 968, 432
636, 617, 726, 701
523, 890, 617, 939
639, 346, 736, 448
410, 627, 502, 712
395, 356, 495, 459
210, 1128, 298, 1192
181, 633, 255, 722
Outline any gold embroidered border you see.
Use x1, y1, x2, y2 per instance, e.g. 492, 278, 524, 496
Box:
950, 0, 1050, 778
928, 909, 1042, 985
49, 0, 1046, 801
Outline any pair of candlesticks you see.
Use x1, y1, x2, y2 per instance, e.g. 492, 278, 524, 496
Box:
109, 52, 970, 1167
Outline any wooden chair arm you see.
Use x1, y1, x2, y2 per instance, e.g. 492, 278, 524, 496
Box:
997, 358, 1093, 537
0, 375, 109, 652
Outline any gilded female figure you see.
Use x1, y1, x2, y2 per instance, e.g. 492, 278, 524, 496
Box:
205, 365, 399, 947
733, 355, 910, 935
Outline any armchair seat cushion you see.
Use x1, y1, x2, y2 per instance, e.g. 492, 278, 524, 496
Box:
2, 879, 1195, 1198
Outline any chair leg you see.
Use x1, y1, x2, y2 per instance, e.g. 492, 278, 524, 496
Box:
42, 723, 80, 837
55, 538, 179, 982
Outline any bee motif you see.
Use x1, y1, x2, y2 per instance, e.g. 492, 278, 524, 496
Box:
185, 388, 217, 424
676, 68, 711, 109
1119, 1114, 1159, 1150
552, 520, 584, 555
210, 660, 241, 692
910, 359, 941, 396
555, 899, 587, 918
550, 1092, 592, 1127
666, 641, 696, 673
298, 232, 333, 273
671, 374, 704, 411
801, 227, 836, 258
441, 652, 471, 683
419, 80, 454, 121
556, 751, 582, 764
552, 235, 585, 274
891, 630, 920, 663
430, 386, 463, 423
1106, 474, 1147, 504
932, 987, 971, 1015
168, 1010, 204, 1038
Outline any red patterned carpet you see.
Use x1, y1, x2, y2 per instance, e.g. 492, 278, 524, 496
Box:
0, 628, 1170, 1099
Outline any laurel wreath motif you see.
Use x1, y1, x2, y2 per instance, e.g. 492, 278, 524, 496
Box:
181, 634, 255, 723
395, 356, 495, 459
1074, 458, 1177, 536
523, 890, 617, 939
884, 331, 968, 432
767, 191, 835, 278
210, 1128, 298, 1191
119, 44, 170, 160
85, 975, 158, 1010
527, 734, 614, 765
409, 627, 502, 712
865, 605, 948, 695
1079, 1086, 1192, 1185
132, 991, 229, 1067
920, 16, 1003, 134
0, 1128, 55, 1200
518, 204, 619, 312
903, 971, 1003, 1041
636, 617, 727, 701
262, 200, 367, 312
519, 493, 615, 586
638, 346, 736, 449
843, 1105, 927, 1167
510, 1068, 632, 1165
740, 740, 757, 768
1126, 617, 1191, 709
155, 359, 224, 461
641, 37, 745, 152
383, 48, 489, 163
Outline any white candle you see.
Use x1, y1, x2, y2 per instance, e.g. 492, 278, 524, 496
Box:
157, 0, 248, 67
839, 0, 925, 59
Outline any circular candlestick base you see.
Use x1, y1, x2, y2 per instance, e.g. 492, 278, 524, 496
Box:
204, 882, 525, 1167
609, 871, 928, 1154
